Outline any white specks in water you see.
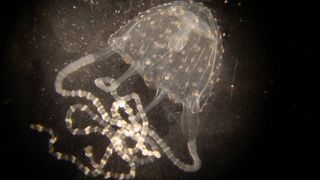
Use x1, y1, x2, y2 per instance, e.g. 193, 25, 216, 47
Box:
222, 32, 227, 37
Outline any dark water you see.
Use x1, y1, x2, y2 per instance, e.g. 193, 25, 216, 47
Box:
1, 0, 315, 179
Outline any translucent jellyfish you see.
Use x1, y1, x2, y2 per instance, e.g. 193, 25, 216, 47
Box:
106, 1, 223, 169
32, 1, 223, 179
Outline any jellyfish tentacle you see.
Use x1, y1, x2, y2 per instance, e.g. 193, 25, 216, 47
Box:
55, 48, 115, 96
148, 129, 201, 172
94, 76, 116, 93
134, 136, 159, 166
49, 47, 166, 178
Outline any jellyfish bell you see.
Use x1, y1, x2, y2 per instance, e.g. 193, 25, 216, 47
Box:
106, 1, 223, 139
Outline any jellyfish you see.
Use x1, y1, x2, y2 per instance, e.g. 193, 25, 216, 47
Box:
32, 1, 223, 178
98, 1, 223, 171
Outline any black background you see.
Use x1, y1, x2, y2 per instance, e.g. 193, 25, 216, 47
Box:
1, 0, 316, 179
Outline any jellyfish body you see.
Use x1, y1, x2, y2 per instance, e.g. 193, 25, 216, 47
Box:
36, 1, 223, 178
90, 1, 223, 171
